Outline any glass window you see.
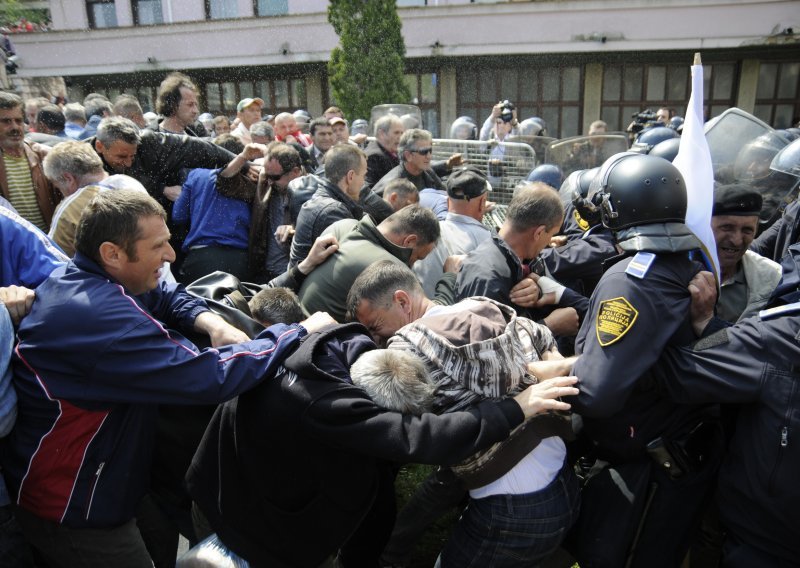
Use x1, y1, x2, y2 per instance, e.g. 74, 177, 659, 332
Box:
774, 104, 795, 129
133, 0, 163, 25
206, 83, 221, 111
396, 0, 426, 5
478, 69, 494, 101
647, 66, 666, 101
404, 74, 418, 103
666, 65, 689, 101
603, 66, 620, 100
86, 0, 117, 28
712, 64, 735, 100
757, 63, 778, 99
623, 66, 643, 101
420, 73, 437, 104
255, 0, 288, 16
777, 62, 799, 99
541, 68, 559, 101
138, 86, 155, 112
291, 79, 306, 108
221, 82, 236, 111
562, 67, 580, 102
206, 0, 237, 19
753, 104, 772, 125
256, 81, 271, 107
499, 69, 518, 102
601, 106, 619, 131
459, 71, 477, 103
274, 79, 289, 108
562, 106, 579, 137
520, 70, 537, 101
239, 82, 254, 100
755, 61, 800, 129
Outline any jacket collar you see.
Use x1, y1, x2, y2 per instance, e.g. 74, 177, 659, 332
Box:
349, 216, 414, 266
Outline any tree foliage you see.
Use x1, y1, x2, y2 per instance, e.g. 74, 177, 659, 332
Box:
0, 0, 48, 27
327, 0, 411, 120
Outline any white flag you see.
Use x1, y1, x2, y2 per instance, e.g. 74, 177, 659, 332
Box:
673, 56, 721, 284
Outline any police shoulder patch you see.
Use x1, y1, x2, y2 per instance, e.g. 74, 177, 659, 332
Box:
573, 209, 590, 232
625, 252, 656, 279
596, 296, 639, 347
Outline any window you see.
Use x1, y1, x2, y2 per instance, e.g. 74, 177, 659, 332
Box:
754, 62, 800, 129
133, 0, 163, 25
405, 72, 439, 137
204, 78, 307, 115
205, 0, 237, 20
601, 62, 736, 131
457, 65, 583, 138
86, 0, 118, 28
255, 0, 288, 16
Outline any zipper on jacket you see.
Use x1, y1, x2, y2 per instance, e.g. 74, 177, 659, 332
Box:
84, 462, 105, 520
769, 427, 790, 495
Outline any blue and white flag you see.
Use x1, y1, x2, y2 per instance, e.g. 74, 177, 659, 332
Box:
673, 53, 720, 284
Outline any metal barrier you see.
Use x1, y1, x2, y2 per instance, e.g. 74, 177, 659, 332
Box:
432, 138, 536, 205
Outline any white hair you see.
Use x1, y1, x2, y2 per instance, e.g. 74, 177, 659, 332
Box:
350, 349, 435, 415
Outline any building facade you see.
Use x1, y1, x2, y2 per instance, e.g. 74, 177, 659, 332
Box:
9, 0, 800, 138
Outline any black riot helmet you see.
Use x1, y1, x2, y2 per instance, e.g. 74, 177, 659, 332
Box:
648, 137, 681, 162
594, 153, 687, 231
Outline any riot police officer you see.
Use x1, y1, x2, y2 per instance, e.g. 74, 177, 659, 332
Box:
566, 153, 723, 567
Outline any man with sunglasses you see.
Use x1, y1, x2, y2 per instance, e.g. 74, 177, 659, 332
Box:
373, 128, 445, 196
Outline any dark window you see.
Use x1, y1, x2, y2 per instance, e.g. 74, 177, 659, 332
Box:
205, 0, 237, 20
133, 0, 163, 25
86, 0, 118, 28
406, 72, 439, 137
254, 0, 288, 16
754, 62, 800, 129
203, 78, 307, 116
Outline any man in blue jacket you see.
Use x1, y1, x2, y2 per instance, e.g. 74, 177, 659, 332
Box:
1, 189, 331, 568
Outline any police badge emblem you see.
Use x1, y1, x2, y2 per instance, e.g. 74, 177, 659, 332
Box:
596, 296, 639, 346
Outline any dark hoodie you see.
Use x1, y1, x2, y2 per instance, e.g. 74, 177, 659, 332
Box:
187, 323, 524, 567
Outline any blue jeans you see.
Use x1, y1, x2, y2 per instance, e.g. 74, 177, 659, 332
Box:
438, 465, 580, 568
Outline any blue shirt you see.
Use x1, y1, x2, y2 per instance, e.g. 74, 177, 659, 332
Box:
173, 168, 251, 251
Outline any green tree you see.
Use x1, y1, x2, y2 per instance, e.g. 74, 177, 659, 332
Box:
0, 0, 48, 27
327, 0, 411, 120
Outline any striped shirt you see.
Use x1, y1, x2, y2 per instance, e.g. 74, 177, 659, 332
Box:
4, 153, 45, 230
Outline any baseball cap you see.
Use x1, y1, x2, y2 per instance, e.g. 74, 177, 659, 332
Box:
446, 165, 492, 201
329, 116, 347, 126
237, 98, 264, 113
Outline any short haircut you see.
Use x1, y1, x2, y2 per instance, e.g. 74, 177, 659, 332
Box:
350, 349, 435, 415
43, 140, 104, 183
0, 91, 23, 111
374, 114, 400, 137
507, 181, 564, 233
383, 179, 418, 201
309, 117, 331, 137
156, 72, 197, 117
398, 128, 432, 160
84, 97, 114, 120
267, 142, 302, 174
248, 287, 305, 326
63, 102, 86, 123
589, 120, 607, 133
213, 133, 244, 154
324, 144, 365, 185
346, 261, 423, 322
249, 121, 274, 140
113, 95, 144, 122
96, 117, 142, 147
75, 189, 165, 264
381, 204, 440, 246
213, 115, 229, 128
324, 106, 344, 118
273, 112, 294, 125
36, 104, 65, 132
83, 93, 109, 105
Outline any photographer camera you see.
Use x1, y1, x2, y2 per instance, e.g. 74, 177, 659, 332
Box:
479, 100, 519, 142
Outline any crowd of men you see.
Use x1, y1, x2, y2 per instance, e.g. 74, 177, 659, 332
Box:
0, 70, 798, 568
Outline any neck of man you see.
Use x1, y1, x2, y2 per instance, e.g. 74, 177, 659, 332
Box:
403, 161, 423, 177
337, 179, 359, 201
721, 261, 739, 283
498, 225, 530, 263
160, 117, 186, 134
2, 142, 24, 158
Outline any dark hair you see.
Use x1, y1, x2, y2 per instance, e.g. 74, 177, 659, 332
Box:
381, 204, 440, 246
35, 104, 65, 132
324, 144, 365, 185
84, 97, 113, 120
383, 179, 418, 201
156, 72, 197, 117
507, 182, 564, 233
268, 142, 302, 174
213, 133, 244, 154
309, 117, 331, 137
75, 190, 165, 263
0, 91, 23, 111
113, 95, 144, 122
346, 261, 423, 322
249, 287, 305, 326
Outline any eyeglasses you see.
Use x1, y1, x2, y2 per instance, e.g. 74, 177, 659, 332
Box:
411, 148, 433, 156
266, 169, 290, 182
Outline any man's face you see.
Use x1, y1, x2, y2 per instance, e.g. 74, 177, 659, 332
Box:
312, 125, 334, 152
214, 118, 230, 134
275, 117, 298, 138
239, 104, 262, 128
656, 108, 670, 124
264, 157, 300, 190
379, 121, 405, 153
346, 156, 368, 195
24, 103, 38, 127
494, 119, 513, 138
96, 139, 138, 173
404, 142, 433, 174
388, 190, 419, 212
409, 240, 435, 265
355, 298, 410, 343
712, 214, 758, 273
0, 107, 25, 151
175, 87, 199, 128
332, 122, 349, 144
114, 215, 175, 295
529, 222, 562, 259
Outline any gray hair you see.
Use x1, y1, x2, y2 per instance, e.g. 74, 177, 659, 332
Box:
346, 261, 423, 322
380, 204, 440, 246
350, 349, 435, 415
43, 140, 104, 184
507, 182, 564, 233
398, 128, 432, 160
113, 95, 144, 123
374, 114, 401, 137
324, 144, 365, 185
84, 98, 113, 120
249, 121, 274, 140
96, 116, 142, 147
63, 103, 86, 123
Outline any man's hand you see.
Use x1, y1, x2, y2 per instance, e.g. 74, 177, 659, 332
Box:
163, 185, 182, 202
481, 200, 496, 215
509, 276, 541, 308
512, 376, 578, 418
195, 311, 250, 346
351, 133, 368, 145
527, 356, 578, 380
689, 270, 717, 336
490, 102, 503, 120
446, 153, 464, 170
274, 224, 295, 244
297, 235, 339, 275
283, 134, 298, 145
0, 285, 35, 324
300, 312, 337, 334
242, 143, 268, 161
549, 235, 568, 248
443, 254, 464, 274
543, 307, 580, 337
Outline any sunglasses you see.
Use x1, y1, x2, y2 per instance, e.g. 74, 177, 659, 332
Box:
411, 148, 433, 156
266, 168, 290, 182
